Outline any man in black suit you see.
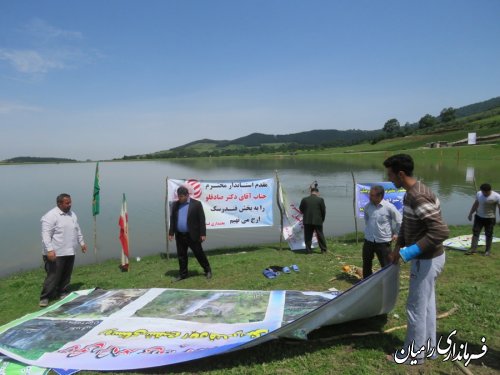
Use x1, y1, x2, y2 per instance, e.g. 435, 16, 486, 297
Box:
299, 187, 327, 254
168, 186, 212, 281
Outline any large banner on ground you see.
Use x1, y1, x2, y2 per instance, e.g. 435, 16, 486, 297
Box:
0, 267, 399, 372
277, 184, 318, 251
168, 178, 274, 228
443, 234, 500, 251
355, 182, 406, 218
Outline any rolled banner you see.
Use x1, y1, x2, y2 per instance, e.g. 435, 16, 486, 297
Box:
400, 243, 422, 262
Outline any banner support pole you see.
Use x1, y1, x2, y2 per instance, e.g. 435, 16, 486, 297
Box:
165, 177, 170, 260
351, 171, 359, 244
275, 170, 284, 250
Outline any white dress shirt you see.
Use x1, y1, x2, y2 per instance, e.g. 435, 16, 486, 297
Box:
41, 207, 85, 256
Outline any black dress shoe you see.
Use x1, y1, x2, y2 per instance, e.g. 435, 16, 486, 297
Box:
172, 276, 187, 282
205, 271, 212, 279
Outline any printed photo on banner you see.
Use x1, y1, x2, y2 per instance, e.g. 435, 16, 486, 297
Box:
167, 178, 274, 229
355, 182, 406, 218
0, 287, 339, 371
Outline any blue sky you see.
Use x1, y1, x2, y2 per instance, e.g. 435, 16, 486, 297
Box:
1, 0, 499, 160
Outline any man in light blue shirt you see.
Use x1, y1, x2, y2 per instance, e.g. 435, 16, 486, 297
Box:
362, 185, 402, 278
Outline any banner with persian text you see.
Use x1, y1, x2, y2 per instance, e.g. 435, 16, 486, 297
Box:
355, 182, 406, 218
168, 178, 274, 228
0, 266, 399, 371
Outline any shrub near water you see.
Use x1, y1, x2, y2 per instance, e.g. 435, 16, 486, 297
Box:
0, 226, 498, 374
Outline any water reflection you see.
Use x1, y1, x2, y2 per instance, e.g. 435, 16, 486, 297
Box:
0, 155, 491, 277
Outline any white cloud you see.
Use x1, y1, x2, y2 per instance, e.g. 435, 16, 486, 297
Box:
23, 18, 83, 43
0, 49, 65, 74
0, 100, 41, 114
0, 19, 97, 76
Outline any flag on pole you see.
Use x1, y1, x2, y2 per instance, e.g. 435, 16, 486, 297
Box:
119, 193, 129, 272
92, 162, 100, 216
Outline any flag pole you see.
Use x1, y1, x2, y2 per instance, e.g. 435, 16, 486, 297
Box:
92, 162, 100, 263
165, 177, 170, 260
275, 170, 284, 250
124, 193, 130, 272
351, 171, 359, 244
93, 215, 97, 262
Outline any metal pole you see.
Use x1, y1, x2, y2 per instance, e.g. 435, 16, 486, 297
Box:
93, 215, 98, 262
351, 171, 359, 244
275, 170, 284, 250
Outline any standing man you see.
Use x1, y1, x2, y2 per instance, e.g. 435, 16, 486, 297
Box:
299, 187, 327, 254
466, 183, 500, 256
40, 193, 87, 307
362, 185, 402, 278
168, 186, 212, 281
383, 154, 449, 364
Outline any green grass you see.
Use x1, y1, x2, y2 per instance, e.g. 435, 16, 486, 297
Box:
0, 226, 499, 374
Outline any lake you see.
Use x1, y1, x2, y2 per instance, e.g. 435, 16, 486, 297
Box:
0, 154, 481, 277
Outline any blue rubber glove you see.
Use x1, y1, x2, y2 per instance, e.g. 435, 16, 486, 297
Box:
399, 244, 422, 262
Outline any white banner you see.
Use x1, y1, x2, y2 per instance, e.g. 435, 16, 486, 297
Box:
168, 178, 274, 229
468, 132, 476, 145
277, 183, 317, 251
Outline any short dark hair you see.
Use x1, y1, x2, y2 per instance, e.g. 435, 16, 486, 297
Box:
310, 187, 319, 193
57, 193, 71, 204
177, 186, 189, 196
480, 183, 492, 192
370, 185, 385, 198
383, 154, 414, 177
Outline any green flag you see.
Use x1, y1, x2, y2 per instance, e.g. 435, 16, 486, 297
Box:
92, 162, 100, 216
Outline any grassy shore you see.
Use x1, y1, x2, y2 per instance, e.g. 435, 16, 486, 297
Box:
1, 225, 499, 374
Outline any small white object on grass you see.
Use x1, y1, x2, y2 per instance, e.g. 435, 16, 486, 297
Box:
136, 257, 141, 262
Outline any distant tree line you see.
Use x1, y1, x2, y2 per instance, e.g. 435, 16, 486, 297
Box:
3, 156, 77, 163
375, 106, 458, 144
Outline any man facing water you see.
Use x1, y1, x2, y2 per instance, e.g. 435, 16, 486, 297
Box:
299, 187, 327, 254
39, 193, 87, 307
383, 154, 449, 365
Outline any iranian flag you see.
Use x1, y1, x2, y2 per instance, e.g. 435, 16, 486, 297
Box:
119, 193, 129, 271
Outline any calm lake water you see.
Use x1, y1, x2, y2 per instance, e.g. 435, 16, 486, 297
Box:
0, 155, 480, 277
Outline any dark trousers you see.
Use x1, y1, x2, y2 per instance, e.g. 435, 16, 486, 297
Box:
362, 240, 391, 278
471, 215, 496, 252
175, 233, 211, 278
304, 224, 327, 253
40, 255, 75, 300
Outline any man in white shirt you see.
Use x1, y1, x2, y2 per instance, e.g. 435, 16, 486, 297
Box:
39, 193, 87, 307
466, 183, 500, 256
362, 185, 402, 278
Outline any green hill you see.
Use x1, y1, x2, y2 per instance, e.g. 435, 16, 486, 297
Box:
122, 96, 500, 160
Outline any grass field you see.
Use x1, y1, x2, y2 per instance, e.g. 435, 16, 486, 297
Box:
1, 225, 499, 374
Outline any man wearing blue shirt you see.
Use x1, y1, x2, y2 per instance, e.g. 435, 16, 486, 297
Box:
168, 186, 212, 281
362, 185, 402, 278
